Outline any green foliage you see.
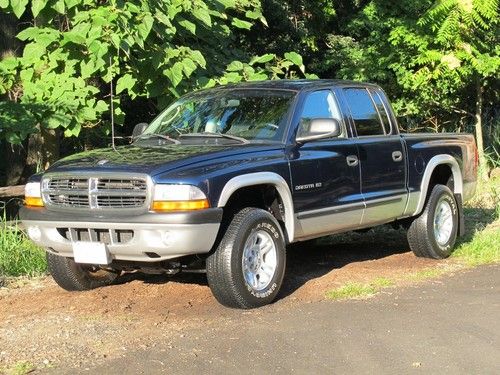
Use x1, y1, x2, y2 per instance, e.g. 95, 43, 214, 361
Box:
0, 101, 38, 144
212, 52, 316, 86
453, 223, 500, 265
326, 277, 394, 300
326, 282, 378, 300
312, 0, 498, 137
0, 218, 47, 277
0, 0, 311, 144
2, 360, 36, 375
0, 0, 498, 170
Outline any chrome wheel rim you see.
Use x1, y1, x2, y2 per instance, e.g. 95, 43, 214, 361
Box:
242, 229, 277, 292
433, 199, 453, 246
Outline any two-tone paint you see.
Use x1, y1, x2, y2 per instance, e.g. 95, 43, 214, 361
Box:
20, 80, 478, 262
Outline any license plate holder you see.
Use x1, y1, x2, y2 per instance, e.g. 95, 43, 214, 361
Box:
72, 242, 111, 265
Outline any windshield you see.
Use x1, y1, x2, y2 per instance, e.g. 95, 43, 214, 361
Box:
138, 89, 295, 144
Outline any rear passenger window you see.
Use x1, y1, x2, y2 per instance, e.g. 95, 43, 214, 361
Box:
343, 88, 384, 136
370, 90, 391, 134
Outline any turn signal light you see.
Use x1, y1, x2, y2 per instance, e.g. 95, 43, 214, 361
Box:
25, 196, 44, 207
152, 199, 210, 212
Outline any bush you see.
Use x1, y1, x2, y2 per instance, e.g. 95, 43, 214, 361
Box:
0, 219, 46, 278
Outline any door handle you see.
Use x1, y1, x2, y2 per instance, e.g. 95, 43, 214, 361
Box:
392, 151, 403, 162
346, 155, 359, 167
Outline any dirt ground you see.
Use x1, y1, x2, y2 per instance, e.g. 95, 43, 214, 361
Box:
0, 227, 451, 372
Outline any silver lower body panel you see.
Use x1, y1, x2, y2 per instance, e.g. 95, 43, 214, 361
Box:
22, 219, 220, 262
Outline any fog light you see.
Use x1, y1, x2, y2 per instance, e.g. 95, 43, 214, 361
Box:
27, 226, 42, 241
162, 231, 173, 246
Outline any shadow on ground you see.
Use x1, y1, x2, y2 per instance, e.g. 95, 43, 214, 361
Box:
280, 226, 410, 298
113, 225, 412, 300
459, 207, 498, 242
112, 206, 497, 303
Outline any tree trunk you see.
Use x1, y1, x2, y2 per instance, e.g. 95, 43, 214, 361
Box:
475, 79, 487, 180
4, 142, 28, 185
1, 13, 26, 186
24, 126, 60, 177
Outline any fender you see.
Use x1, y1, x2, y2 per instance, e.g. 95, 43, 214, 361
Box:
413, 154, 463, 216
217, 172, 295, 242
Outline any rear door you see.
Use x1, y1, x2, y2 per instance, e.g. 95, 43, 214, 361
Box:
338, 87, 407, 225
288, 89, 363, 238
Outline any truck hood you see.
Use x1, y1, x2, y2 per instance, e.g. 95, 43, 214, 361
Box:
46, 144, 282, 176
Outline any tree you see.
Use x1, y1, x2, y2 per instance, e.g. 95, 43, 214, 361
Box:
0, 0, 312, 166
316, 0, 498, 173
418, 0, 500, 175
0, 12, 29, 185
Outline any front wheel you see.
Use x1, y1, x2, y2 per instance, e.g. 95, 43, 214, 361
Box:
206, 207, 286, 309
47, 252, 118, 291
407, 184, 459, 259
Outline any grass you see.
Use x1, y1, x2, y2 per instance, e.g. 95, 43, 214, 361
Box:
3, 361, 35, 375
405, 267, 449, 281
453, 224, 500, 266
326, 176, 500, 301
0, 218, 47, 279
326, 282, 377, 300
452, 175, 500, 266
326, 277, 395, 300
370, 276, 394, 288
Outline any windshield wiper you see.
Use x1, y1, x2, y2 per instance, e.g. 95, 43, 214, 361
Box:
179, 132, 249, 144
135, 133, 180, 144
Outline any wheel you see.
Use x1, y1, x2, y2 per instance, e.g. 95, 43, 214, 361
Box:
46, 252, 118, 291
407, 184, 459, 259
206, 207, 286, 309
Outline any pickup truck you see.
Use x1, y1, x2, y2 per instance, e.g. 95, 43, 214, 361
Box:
20, 79, 478, 308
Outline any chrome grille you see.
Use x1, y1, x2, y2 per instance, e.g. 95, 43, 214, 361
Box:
97, 196, 146, 207
42, 175, 149, 210
49, 178, 88, 190
97, 178, 147, 191
49, 194, 89, 207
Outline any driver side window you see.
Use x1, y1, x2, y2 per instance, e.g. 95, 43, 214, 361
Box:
300, 90, 344, 138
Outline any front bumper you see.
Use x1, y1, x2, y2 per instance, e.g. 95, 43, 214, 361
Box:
20, 207, 222, 262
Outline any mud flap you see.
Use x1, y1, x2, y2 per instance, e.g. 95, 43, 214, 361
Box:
455, 193, 465, 237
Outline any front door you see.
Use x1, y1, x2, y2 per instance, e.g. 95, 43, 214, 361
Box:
288, 89, 363, 239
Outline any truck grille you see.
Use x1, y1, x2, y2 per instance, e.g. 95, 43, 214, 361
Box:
42, 175, 149, 210
57, 228, 134, 245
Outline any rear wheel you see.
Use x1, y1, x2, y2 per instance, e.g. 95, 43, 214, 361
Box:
47, 252, 118, 291
206, 207, 286, 309
407, 184, 459, 259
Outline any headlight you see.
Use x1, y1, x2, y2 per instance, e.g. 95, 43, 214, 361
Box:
24, 181, 44, 208
151, 184, 209, 212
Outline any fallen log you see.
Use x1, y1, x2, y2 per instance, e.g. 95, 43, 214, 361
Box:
0, 185, 25, 198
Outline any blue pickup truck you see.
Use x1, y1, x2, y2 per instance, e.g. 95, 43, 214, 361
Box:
20, 80, 478, 308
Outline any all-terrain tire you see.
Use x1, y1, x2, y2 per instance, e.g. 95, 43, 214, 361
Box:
47, 253, 118, 291
407, 184, 459, 259
206, 207, 286, 309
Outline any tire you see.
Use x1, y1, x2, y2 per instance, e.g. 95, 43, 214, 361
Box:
407, 184, 459, 259
206, 207, 286, 309
47, 252, 118, 291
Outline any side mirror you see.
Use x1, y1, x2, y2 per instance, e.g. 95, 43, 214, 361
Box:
132, 122, 149, 139
296, 118, 342, 143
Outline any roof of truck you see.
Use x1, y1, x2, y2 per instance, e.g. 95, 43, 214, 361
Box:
212, 79, 381, 92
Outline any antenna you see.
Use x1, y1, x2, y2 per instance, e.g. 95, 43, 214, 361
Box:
109, 55, 117, 151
